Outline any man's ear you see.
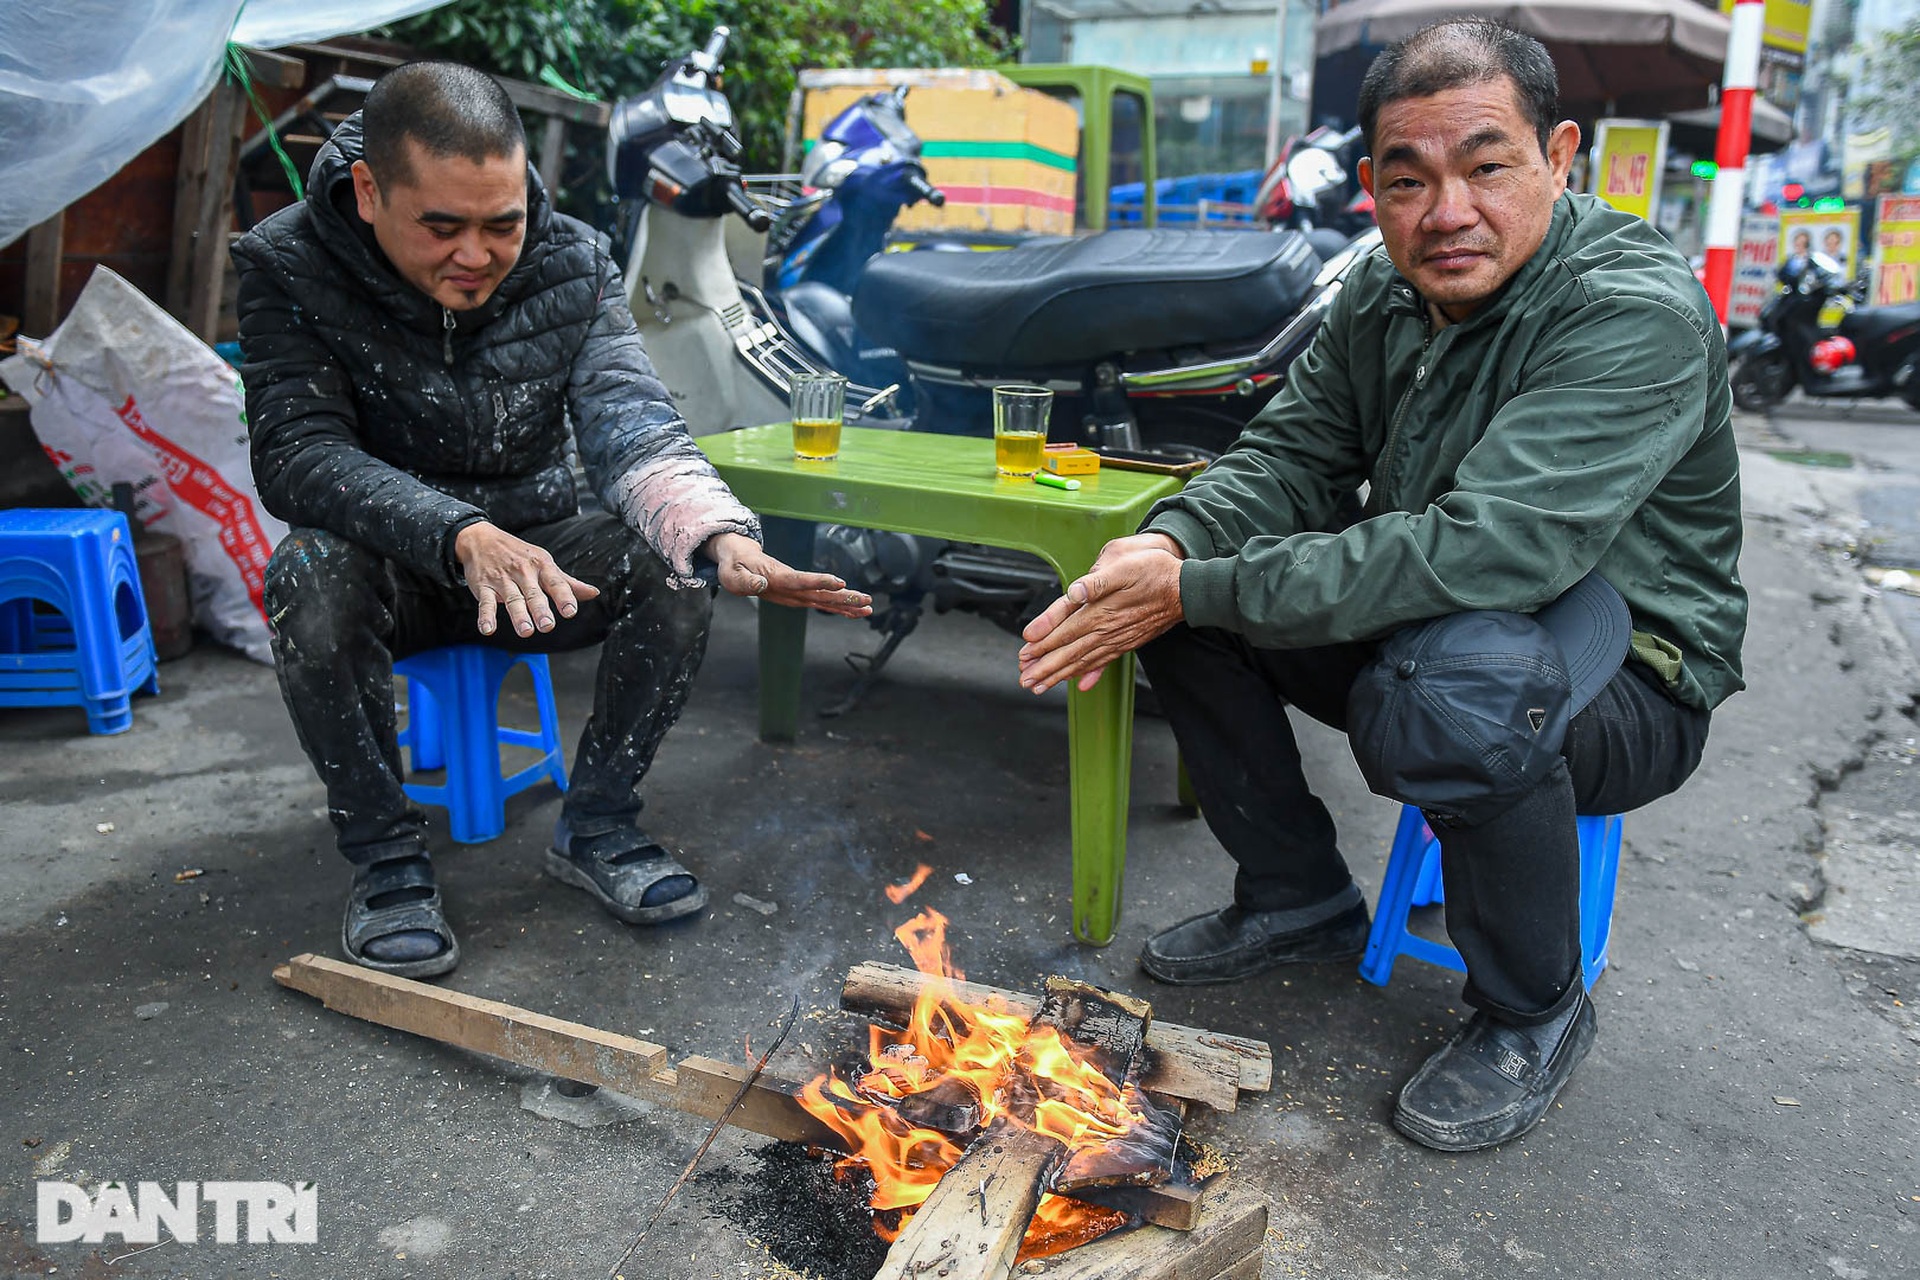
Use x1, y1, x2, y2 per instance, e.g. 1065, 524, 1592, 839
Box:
1546, 120, 1580, 190
1357, 155, 1375, 198
350, 159, 380, 223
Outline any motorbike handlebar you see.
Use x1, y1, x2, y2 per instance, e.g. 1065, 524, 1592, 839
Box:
726, 181, 773, 231
700, 27, 731, 66
908, 173, 946, 207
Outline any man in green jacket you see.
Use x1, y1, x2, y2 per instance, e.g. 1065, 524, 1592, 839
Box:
1017, 18, 1746, 1151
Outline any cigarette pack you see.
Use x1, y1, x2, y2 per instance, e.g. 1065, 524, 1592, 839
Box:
1043, 449, 1100, 476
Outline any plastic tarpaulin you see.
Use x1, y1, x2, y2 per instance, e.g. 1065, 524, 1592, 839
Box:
231, 0, 449, 50
0, 0, 450, 250
0, 1, 246, 249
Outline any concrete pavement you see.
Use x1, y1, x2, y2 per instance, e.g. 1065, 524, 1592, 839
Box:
1, 414, 1916, 1279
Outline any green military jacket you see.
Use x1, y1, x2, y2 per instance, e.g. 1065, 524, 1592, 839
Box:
1147, 192, 1746, 711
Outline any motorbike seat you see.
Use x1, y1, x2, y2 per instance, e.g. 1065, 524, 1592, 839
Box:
1840, 300, 1920, 346
852, 229, 1323, 368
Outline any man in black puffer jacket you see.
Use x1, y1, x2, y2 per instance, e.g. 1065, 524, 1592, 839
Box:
233, 62, 870, 978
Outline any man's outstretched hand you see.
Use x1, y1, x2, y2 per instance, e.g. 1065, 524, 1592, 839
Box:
703, 532, 872, 618
1018, 532, 1186, 694
455, 521, 600, 638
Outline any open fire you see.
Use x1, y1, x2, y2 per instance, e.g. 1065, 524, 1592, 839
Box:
798, 909, 1180, 1261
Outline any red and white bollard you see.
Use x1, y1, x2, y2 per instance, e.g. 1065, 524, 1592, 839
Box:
1702, 0, 1767, 324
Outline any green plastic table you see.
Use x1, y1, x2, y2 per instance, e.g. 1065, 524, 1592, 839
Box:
699, 425, 1184, 945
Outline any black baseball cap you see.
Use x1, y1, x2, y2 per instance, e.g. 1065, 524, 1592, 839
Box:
1347, 573, 1632, 825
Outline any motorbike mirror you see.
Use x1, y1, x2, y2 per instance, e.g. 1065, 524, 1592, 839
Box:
1286, 148, 1346, 204
691, 26, 730, 77
808, 154, 860, 191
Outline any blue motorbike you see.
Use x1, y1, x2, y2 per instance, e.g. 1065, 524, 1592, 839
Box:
763, 86, 945, 413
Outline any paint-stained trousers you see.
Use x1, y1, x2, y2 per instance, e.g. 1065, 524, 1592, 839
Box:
263, 512, 712, 864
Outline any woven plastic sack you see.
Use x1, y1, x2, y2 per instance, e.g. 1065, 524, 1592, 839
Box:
0, 267, 286, 663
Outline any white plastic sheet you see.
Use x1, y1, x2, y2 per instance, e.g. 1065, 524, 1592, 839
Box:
231, 0, 449, 50
0, 0, 452, 250
0, 0, 246, 249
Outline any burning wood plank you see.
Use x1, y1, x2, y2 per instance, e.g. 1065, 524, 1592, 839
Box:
1016, 1178, 1267, 1280
841, 962, 1267, 1111
846, 969, 1161, 1278
874, 1119, 1067, 1280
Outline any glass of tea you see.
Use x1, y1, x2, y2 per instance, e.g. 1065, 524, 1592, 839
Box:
993, 384, 1052, 478
790, 373, 847, 461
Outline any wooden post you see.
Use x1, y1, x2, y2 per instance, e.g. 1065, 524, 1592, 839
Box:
23, 214, 65, 337
167, 95, 217, 320
537, 114, 568, 196
186, 79, 249, 341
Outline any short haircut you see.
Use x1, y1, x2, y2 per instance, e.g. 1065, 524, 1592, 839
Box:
361, 60, 526, 189
1357, 18, 1559, 156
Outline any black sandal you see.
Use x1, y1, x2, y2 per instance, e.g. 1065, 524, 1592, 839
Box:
545, 824, 707, 925
341, 853, 461, 978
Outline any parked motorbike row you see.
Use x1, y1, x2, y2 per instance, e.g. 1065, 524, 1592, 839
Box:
1728, 251, 1920, 414
606, 29, 1378, 710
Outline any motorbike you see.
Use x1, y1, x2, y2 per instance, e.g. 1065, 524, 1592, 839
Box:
1254, 124, 1375, 237
755, 84, 946, 413
607, 29, 1378, 711
1729, 252, 1920, 413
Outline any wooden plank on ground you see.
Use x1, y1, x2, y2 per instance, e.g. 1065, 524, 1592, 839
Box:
1211, 1249, 1262, 1280
842, 963, 1266, 1109
1013, 1177, 1265, 1280
661, 1056, 846, 1149
874, 1118, 1066, 1280
23, 214, 64, 337
273, 954, 668, 1092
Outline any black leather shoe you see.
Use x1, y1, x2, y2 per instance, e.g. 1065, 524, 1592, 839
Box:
1139, 888, 1370, 985
1393, 989, 1597, 1152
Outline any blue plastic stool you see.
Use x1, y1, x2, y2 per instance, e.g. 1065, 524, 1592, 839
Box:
1360, 804, 1623, 989
0, 509, 159, 735
393, 646, 568, 843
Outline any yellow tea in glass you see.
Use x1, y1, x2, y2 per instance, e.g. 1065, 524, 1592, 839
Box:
994, 430, 1046, 477
790, 373, 846, 461
993, 385, 1053, 478
792, 418, 842, 460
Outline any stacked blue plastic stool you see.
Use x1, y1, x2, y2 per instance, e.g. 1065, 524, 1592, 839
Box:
0, 508, 160, 735
1360, 803, 1624, 989
394, 646, 568, 843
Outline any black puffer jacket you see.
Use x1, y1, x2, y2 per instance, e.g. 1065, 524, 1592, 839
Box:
232, 114, 757, 586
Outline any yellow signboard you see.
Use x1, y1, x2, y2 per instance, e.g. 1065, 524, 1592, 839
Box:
1872, 195, 1920, 307
1778, 206, 1860, 279
1722, 0, 1813, 59
1590, 120, 1668, 223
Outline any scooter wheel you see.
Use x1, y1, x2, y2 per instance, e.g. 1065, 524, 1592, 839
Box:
1731, 351, 1792, 413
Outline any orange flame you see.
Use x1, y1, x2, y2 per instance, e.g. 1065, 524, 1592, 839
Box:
798, 909, 1140, 1259
884, 863, 935, 905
